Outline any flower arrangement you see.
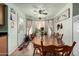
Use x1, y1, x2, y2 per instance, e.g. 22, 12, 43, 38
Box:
40, 27, 47, 36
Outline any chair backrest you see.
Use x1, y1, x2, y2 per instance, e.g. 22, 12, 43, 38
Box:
41, 40, 45, 56
53, 41, 76, 56
45, 41, 76, 56
56, 33, 60, 37
60, 34, 63, 40
41, 40, 43, 50
52, 32, 55, 37
56, 34, 63, 44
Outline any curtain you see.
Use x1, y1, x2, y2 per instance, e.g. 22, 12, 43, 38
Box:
26, 20, 32, 35
26, 20, 54, 36
48, 20, 54, 34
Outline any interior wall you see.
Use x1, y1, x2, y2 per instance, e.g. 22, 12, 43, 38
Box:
17, 17, 26, 46
72, 3, 79, 56
73, 15, 79, 55
73, 3, 79, 56
54, 4, 73, 45
7, 4, 17, 55
6, 3, 26, 55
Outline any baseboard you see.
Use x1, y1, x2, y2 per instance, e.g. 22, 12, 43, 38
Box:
8, 41, 25, 55
18, 42, 24, 48
8, 45, 19, 56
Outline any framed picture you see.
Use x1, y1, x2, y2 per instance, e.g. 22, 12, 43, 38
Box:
0, 4, 5, 25
10, 8, 16, 21
10, 8, 17, 28
55, 8, 70, 23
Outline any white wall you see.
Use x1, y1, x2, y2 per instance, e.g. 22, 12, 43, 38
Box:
54, 18, 72, 45
17, 17, 26, 46
73, 15, 79, 56
6, 3, 26, 55
54, 4, 73, 45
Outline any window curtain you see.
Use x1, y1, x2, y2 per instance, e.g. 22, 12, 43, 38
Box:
26, 20, 32, 35
26, 20, 54, 36
48, 20, 54, 34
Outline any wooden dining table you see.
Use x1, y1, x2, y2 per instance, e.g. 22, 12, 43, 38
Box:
32, 36, 64, 56
32, 36, 64, 47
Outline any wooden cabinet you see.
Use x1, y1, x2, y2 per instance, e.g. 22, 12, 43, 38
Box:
0, 33, 8, 56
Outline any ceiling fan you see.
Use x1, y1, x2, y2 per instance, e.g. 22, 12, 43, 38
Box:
34, 9, 48, 15
39, 9, 48, 15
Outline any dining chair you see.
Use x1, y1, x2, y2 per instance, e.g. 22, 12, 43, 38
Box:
60, 34, 64, 40
52, 32, 55, 37
44, 41, 76, 56
30, 33, 36, 40
33, 40, 44, 56
33, 43, 41, 56
53, 32, 60, 40
57, 34, 64, 44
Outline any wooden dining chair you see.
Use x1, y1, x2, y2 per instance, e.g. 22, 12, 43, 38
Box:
33, 43, 41, 56
57, 34, 64, 44
44, 41, 76, 56
30, 33, 36, 40
33, 40, 44, 56
52, 32, 55, 37
60, 34, 64, 40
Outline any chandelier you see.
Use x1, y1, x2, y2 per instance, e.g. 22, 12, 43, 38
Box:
33, 8, 48, 19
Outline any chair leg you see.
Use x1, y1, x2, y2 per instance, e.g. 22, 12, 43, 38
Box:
37, 48, 42, 56
33, 48, 36, 56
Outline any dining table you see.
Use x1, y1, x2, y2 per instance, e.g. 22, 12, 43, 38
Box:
32, 36, 64, 47
32, 36, 64, 56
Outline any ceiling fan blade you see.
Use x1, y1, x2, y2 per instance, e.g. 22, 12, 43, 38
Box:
43, 13, 48, 15
34, 10, 37, 12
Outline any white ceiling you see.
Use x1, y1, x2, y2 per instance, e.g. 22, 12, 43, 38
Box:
14, 3, 67, 20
